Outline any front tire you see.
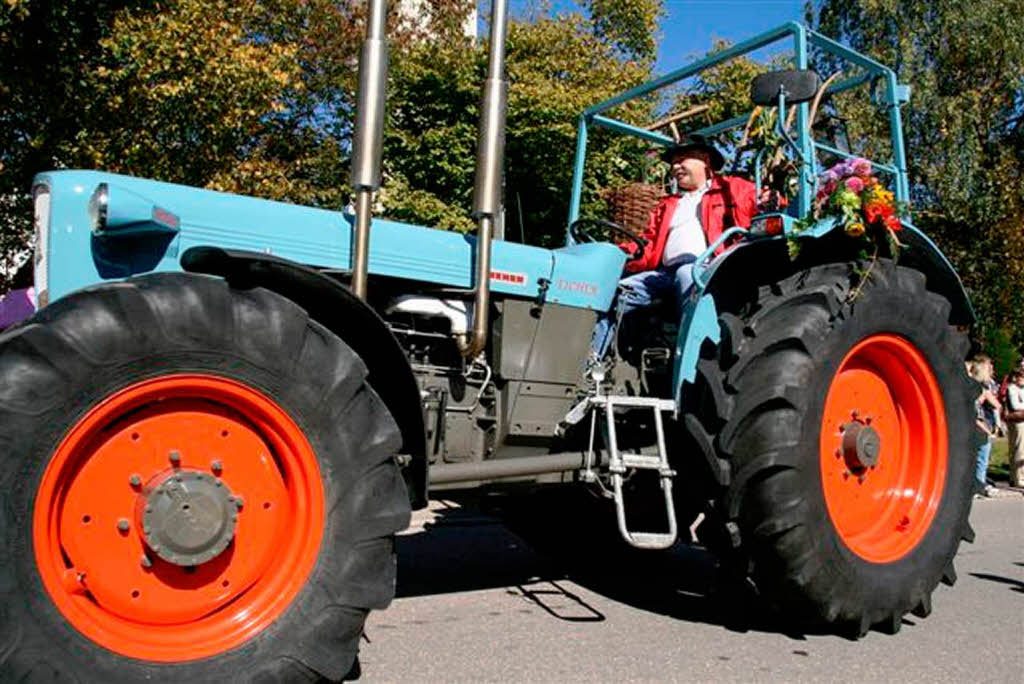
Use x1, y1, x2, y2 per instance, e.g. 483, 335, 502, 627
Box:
686, 260, 976, 635
0, 273, 410, 681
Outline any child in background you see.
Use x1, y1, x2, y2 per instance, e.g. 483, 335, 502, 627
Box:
970, 356, 1000, 497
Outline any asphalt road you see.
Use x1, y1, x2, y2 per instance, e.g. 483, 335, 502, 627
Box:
361, 488, 1023, 683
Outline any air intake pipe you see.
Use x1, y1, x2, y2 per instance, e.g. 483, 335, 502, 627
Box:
349, 0, 388, 300
465, 0, 509, 358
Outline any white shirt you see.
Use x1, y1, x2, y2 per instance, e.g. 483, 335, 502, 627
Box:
1008, 382, 1024, 412
662, 180, 711, 267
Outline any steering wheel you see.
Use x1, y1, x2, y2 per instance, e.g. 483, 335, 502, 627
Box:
569, 217, 648, 260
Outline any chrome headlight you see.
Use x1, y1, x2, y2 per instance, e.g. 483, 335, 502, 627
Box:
88, 182, 109, 233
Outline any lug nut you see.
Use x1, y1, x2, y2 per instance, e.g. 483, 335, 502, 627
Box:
141, 555, 152, 569
233, 496, 244, 510
169, 450, 181, 466
211, 460, 223, 473
117, 518, 131, 533
129, 474, 142, 487
851, 410, 860, 419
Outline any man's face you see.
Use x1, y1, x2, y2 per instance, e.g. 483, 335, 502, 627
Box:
670, 154, 709, 191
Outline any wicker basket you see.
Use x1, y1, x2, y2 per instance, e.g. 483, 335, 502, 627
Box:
603, 182, 666, 236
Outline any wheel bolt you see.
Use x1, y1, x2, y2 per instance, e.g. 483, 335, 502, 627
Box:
233, 496, 244, 510
842, 471, 850, 479
169, 450, 181, 466
117, 518, 131, 533
851, 410, 860, 419
129, 474, 142, 487
141, 555, 152, 569
858, 475, 866, 484
211, 460, 223, 473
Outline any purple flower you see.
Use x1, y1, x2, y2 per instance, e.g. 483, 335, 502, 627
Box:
851, 158, 872, 176
845, 176, 865, 193
824, 168, 840, 183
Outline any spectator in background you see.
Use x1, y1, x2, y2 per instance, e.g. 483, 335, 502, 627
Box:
970, 356, 1000, 497
1002, 360, 1024, 488
0, 260, 36, 331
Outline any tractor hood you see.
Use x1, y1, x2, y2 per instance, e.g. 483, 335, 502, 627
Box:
33, 170, 625, 312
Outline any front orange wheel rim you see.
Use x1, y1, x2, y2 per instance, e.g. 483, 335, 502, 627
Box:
819, 334, 947, 563
33, 375, 325, 662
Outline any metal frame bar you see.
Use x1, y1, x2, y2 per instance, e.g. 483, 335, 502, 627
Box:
566, 21, 911, 237
592, 115, 675, 146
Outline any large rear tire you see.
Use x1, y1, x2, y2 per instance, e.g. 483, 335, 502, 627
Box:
684, 260, 976, 635
0, 273, 410, 681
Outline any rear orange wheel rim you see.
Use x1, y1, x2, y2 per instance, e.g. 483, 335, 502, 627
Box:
33, 375, 325, 662
819, 334, 947, 563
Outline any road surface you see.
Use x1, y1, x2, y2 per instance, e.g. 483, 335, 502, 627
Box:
362, 488, 1023, 683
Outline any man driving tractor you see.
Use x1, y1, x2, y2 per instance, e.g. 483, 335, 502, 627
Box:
590, 134, 758, 360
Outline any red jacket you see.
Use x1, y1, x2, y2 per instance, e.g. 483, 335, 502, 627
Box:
623, 175, 757, 273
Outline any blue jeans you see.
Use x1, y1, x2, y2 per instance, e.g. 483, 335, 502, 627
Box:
975, 437, 992, 488
591, 257, 697, 359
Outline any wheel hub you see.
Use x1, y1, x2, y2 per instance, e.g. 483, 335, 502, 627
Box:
139, 469, 237, 567
841, 420, 881, 471
819, 334, 948, 563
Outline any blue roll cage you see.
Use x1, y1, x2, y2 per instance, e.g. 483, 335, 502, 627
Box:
566, 21, 912, 235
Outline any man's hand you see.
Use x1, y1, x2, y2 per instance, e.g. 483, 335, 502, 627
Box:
1004, 409, 1024, 423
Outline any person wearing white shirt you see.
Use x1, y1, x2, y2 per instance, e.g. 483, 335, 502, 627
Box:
1004, 362, 1024, 488
590, 136, 757, 362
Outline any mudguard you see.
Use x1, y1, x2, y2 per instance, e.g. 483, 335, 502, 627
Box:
182, 246, 429, 509
671, 223, 974, 409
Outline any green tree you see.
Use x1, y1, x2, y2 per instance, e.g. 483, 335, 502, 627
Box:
0, 0, 156, 281
0, 0, 664, 284
809, 0, 1024, 353
379, 1, 662, 244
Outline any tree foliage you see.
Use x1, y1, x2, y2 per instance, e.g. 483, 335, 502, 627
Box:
0, 0, 663, 282
809, 0, 1024, 359
383, 4, 657, 242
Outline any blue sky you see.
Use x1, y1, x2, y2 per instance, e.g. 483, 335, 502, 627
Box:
508, 0, 806, 72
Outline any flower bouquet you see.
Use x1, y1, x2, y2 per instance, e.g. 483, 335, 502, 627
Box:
810, 157, 904, 243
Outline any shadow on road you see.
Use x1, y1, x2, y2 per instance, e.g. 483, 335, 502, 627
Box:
969, 571, 1024, 594
395, 486, 820, 638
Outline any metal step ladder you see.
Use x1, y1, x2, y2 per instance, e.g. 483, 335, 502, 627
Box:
567, 394, 679, 550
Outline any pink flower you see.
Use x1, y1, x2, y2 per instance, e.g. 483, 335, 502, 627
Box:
851, 158, 872, 176
845, 176, 865, 193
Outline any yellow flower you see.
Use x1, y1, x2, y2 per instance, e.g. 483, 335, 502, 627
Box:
846, 222, 866, 237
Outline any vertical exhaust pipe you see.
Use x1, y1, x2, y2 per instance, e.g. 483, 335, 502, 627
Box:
349, 0, 389, 300
466, 0, 509, 358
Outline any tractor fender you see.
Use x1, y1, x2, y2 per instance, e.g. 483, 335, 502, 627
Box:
671, 227, 974, 408
182, 246, 428, 509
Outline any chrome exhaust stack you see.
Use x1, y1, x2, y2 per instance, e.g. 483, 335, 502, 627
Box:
466, 0, 509, 358
349, 0, 389, 300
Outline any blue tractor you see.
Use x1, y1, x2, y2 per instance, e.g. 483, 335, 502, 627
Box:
0, 1, 977, 680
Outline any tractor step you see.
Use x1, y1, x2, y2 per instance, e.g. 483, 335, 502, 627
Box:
581, 395, 678, 550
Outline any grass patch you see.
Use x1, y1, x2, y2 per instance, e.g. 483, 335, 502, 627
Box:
989, 437, 1009, 479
